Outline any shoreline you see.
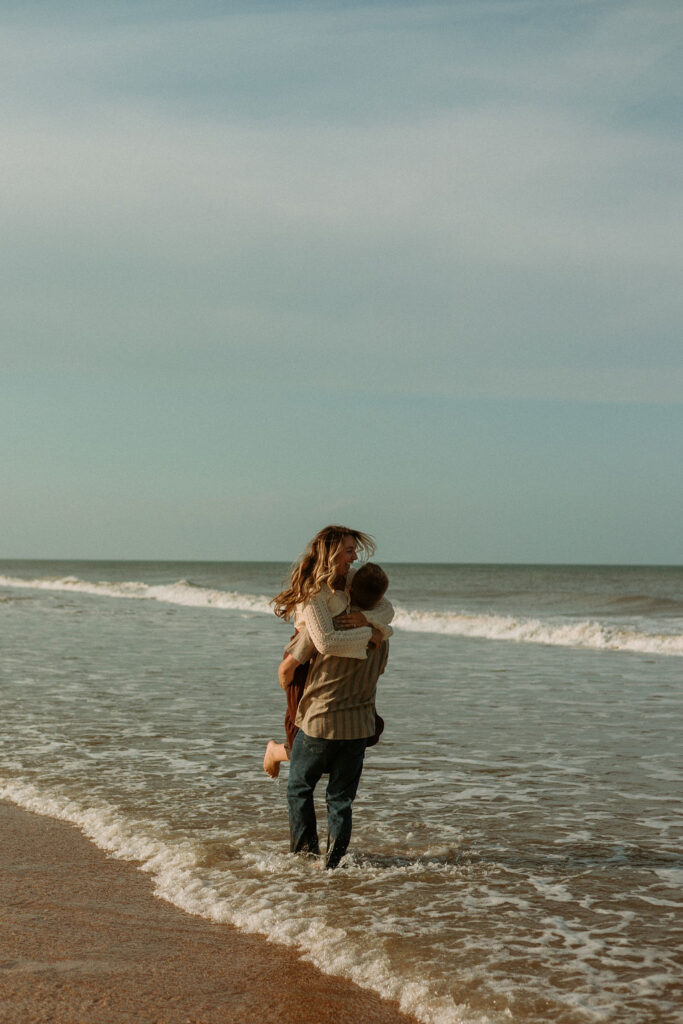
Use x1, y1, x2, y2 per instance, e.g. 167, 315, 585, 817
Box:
0, 800, 419, 1024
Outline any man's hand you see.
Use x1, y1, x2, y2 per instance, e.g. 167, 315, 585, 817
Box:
335, 611, 369, 629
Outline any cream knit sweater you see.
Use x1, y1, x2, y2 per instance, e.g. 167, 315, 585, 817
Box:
293, 571, 394, 660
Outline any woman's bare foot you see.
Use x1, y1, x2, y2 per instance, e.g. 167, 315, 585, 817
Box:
263, 740, 288, 778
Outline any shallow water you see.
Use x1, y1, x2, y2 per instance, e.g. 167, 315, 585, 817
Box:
1, 562, 681, 1023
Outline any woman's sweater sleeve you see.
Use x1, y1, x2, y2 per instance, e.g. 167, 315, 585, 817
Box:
302, 590, 372, 659
363, 597, 395, 639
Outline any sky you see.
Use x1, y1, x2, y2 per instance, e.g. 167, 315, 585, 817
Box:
2, 0, 682, 564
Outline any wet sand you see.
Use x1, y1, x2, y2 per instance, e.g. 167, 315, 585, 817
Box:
0, 801, 419, 1024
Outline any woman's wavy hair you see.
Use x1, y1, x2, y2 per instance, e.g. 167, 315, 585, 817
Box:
272, 524, 375, 621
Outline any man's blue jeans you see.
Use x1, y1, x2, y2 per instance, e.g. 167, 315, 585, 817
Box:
287, 729, 367, 869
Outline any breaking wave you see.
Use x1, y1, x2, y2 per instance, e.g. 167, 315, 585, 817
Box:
0, 573, 272, 614
1, 574, 681, 657
392, 608, 683, 657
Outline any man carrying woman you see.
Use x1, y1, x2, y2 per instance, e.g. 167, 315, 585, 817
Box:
270, 525, 393, 869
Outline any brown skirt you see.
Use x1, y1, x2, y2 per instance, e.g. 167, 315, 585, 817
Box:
284, 660, 309, 752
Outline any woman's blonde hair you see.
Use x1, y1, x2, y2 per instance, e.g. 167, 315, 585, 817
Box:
272, 524, 375, 621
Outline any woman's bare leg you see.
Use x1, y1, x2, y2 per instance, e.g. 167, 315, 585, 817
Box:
278, 654, 299, 690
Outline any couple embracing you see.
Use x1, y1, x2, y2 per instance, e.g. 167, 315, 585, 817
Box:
265, 525, 394, 870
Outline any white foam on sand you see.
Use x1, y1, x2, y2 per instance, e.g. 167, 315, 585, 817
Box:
0, 777, 498, 1024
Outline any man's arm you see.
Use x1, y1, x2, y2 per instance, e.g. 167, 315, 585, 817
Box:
369, 626, 384, 649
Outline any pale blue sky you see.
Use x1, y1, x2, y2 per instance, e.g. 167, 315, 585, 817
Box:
2, 0, 682, 563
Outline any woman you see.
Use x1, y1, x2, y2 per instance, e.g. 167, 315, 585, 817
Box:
272, 524, 380, 655
264, 525, 392, 777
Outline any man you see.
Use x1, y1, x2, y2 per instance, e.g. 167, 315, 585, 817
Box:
286, 625, 388, 869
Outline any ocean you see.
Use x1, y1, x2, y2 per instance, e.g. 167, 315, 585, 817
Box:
1, 560, 681, 1024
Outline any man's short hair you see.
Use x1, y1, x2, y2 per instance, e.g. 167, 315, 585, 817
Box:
350, 563, 389, 610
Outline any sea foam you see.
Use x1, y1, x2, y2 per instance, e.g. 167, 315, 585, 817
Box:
1, 573, 681, 657
392, 608, 683, 657
0, 574, 272, 614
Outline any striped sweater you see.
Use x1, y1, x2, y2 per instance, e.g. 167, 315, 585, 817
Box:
295, 640, 389, 740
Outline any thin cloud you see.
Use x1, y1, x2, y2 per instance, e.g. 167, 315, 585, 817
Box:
2, 0, 681, 404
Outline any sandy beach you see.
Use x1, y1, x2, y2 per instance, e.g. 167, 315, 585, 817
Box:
0, 801, 418, 1024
